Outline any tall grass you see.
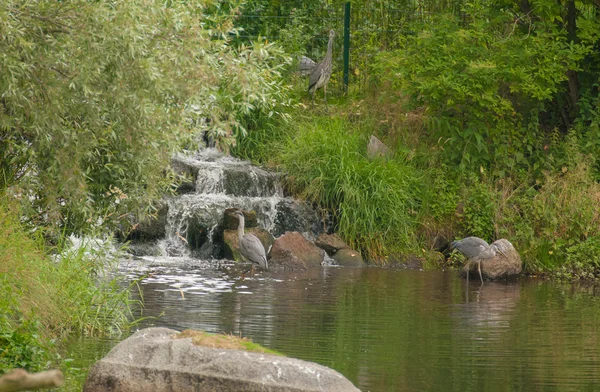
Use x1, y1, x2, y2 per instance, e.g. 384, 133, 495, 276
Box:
496, 161, 600, 276
0, 194, 133, 373
278, 115, 422, 261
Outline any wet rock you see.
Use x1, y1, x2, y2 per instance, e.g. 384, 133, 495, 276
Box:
367, 135, 391, 160
402, 255, 424, 270
125, 242, 163, 257
171, 156, 199, 194
315, 233, 349, 255
222, 208, 258, 229
460, 239, 522, 280
126, 202, 168, 241
269, 232, 325, 270
222, 165, 281, 198
171, 153, 282, 197
431, 234, 451, 253
383, 254, 424, 269
84, 327, 360, 392
273, 199, 322, 237
333, 248, 366, 267
223, 228, 274, 262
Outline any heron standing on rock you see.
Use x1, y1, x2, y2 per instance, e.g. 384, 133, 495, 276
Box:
308, 29, 335, 106
231, 210, 268, 273
451, 237, 497, 284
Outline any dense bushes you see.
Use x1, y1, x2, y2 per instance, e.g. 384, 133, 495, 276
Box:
372, 8, 599, 178
0, 195, 132, 374
1, 0, 291, 236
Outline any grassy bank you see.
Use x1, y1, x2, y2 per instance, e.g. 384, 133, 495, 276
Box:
233, 95, 600, 278
0, 195, 133, 387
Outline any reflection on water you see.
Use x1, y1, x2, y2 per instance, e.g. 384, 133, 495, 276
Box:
113, 257, 600, 392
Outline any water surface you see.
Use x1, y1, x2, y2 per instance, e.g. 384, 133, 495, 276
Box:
114, 257, 600, 392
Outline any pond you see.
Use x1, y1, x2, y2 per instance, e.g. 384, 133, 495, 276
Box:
79, 257, 600, 392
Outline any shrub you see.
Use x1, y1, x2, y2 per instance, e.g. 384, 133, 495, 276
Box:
0, 195, 132, 373
279, 115, 421, 260
0, 0, 291, 235
372, 11, 592, 178
562, 237, 600, 279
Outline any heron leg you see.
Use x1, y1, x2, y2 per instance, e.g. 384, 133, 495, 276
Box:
478, 260, 484, 285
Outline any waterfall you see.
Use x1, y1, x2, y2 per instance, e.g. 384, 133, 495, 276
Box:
146, 148, 323, 259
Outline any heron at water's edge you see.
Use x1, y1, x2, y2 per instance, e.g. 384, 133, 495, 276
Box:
231, 210, 269, 273
451, 236, 498, 284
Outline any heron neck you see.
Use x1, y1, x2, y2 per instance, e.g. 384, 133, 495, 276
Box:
237, 216, 245, 241
326, 36, 333, 60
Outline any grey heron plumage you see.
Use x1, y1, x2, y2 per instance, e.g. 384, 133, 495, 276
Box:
232, 210, 268, 271
451, 236, 497, 284
308, 29, 335, 106
297, 55, 317, 77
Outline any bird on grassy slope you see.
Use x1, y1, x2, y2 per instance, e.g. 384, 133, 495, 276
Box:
297, 55, 317, 77
451, 237, 497, 284
231, 210, 268, 272
308, 29, 335, 106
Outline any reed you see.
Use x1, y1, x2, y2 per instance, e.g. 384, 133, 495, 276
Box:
0, 194, 134, 372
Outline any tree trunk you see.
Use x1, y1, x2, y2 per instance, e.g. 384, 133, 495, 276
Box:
0, 369, 63, 392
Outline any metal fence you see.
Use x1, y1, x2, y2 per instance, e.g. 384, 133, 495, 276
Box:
231, 1, 465, 93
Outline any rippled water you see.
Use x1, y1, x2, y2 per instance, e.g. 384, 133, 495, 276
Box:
104, 257, 600, 392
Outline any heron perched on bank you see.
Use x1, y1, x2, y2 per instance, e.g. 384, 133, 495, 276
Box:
308, 29, 335, 106
231, 210, 268, 272
451, 237, 497, 284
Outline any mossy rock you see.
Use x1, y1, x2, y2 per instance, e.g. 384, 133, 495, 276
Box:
126, 201, 168, 240
222, 208, 259, 230
176, 330, 282, 356
333, 248, 366, 267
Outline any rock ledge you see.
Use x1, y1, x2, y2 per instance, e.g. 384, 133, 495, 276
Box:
84, 327, 360, 392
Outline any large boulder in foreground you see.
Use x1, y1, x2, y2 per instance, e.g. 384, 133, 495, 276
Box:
460, 239, 522, 280
269, 232, 325, 270
84, 327, 360, 392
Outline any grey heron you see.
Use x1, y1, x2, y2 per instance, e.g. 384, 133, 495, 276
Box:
297, 55, 317, 77
231, 210, 268, 272
451, 236, 497, 284
308, 29, 335, 106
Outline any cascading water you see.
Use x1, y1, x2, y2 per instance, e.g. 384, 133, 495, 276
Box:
146, 148, 323, 259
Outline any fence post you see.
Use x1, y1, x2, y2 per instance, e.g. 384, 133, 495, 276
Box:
343, 2, 350, 93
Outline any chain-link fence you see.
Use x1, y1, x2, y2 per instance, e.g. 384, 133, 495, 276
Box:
231, 1, 466, 93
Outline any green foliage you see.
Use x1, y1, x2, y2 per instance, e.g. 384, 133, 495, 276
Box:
231, 112, 288, 164
419, 166, 459, 223
0, 303, 53, 373
490, 155, 600, 274
459, 180, 497, 241
372, 6, 597, 178
0, 194, 132, 373
562, 237, 600, 279
0, 0, 291, 235
278, 114, 421, 260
